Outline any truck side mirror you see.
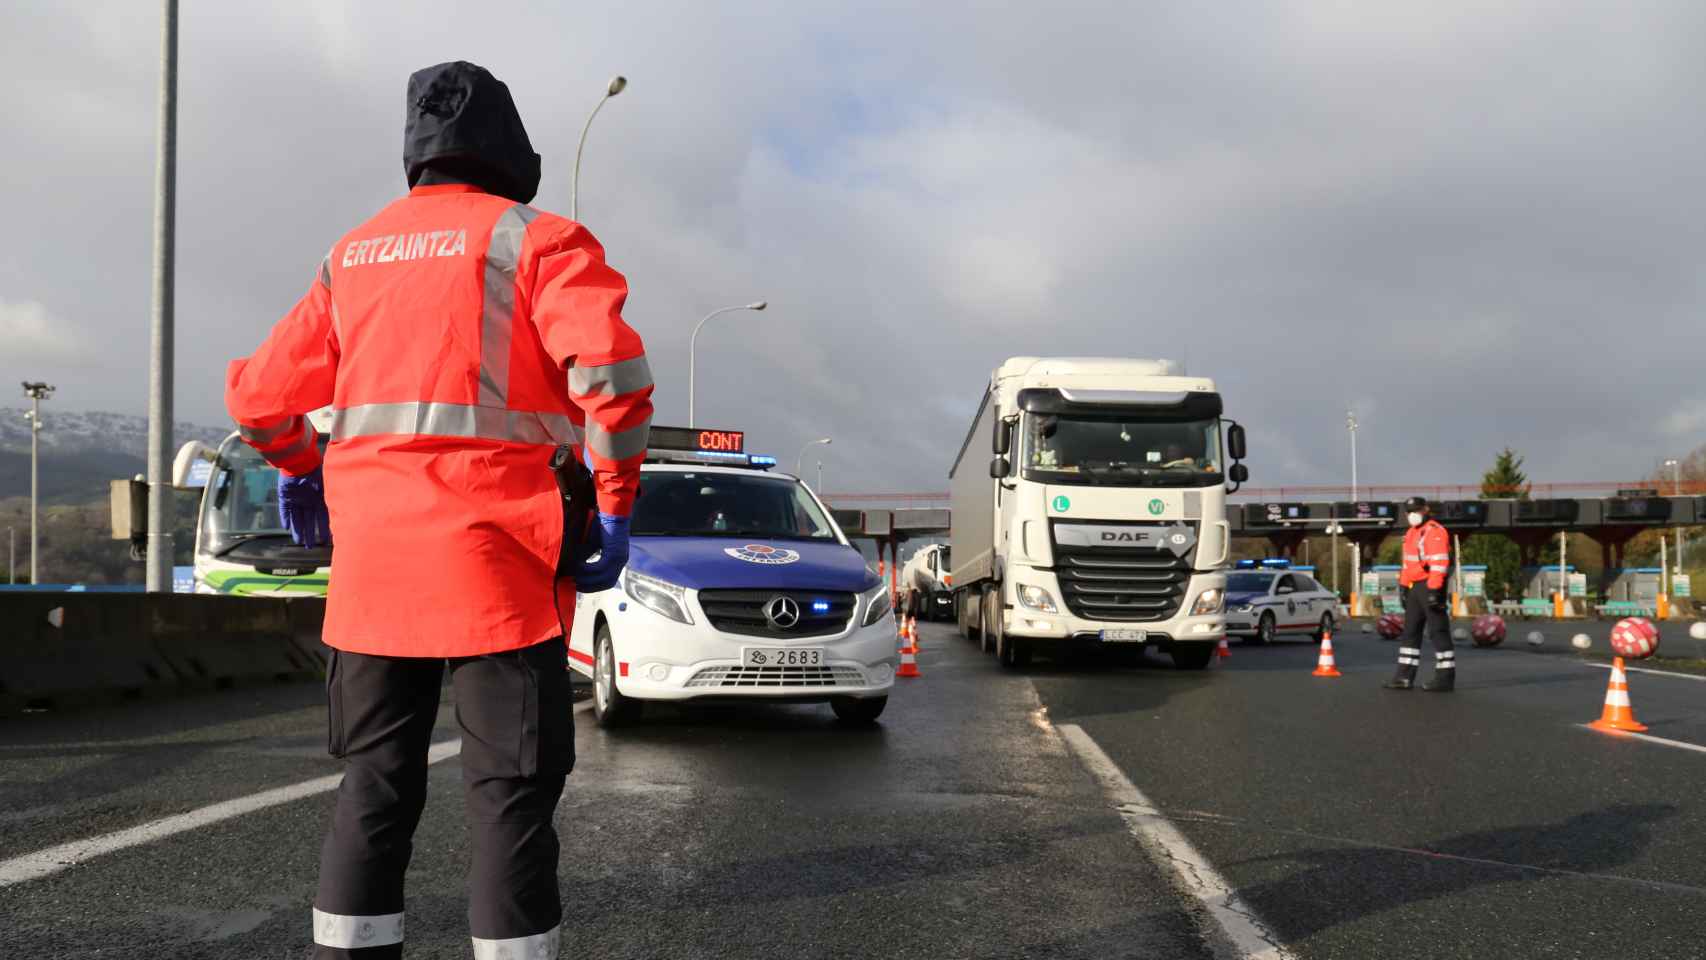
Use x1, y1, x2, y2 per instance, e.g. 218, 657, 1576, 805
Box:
1229, 463, 1249, 484
1226, 423, 1247, 461
990, 456, 1012, 479
993, 419, 1012, 456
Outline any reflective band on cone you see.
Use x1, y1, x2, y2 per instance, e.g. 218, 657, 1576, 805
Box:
1217, 637, 1230, 659
1588, 657, 1647, 733
1312, 631, 1342, 678
897, 619, 921, 678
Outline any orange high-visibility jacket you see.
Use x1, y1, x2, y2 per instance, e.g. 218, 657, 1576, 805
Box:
1400, 520, 1451, 590
225, 183, 654, 657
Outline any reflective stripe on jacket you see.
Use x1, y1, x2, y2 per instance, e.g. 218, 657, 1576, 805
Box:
225, 183, 653, 657
1400, 520, 1451, 590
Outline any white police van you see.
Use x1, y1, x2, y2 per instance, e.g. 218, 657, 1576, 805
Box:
569, 427, 898, 726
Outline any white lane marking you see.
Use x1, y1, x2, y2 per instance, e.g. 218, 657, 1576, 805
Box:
1582, 661, 1706, 682
1056, 723, 1296, 960
1578, 724, 1706, 756
0, 738, 461, 889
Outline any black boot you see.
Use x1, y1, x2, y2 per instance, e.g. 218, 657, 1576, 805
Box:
1383, 675, 1413, 690
1422, 670, 1455, 692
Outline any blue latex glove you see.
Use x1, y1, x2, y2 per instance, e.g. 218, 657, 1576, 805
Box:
277, 466, 332, 549
574, 512, 630, 593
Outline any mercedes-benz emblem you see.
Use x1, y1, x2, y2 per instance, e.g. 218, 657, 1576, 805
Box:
764, 595, 802, 629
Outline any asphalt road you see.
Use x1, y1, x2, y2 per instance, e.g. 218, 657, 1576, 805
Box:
2, 616, 1702, 959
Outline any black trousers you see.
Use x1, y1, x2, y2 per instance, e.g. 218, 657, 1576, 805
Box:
1396, 583, 1455, 678
312, 638, 575, 959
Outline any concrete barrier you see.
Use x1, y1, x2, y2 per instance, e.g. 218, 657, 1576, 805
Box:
0, 594, 327, 715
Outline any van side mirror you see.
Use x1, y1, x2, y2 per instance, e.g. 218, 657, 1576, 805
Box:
990, 456, 1011, 479
993, 419, 1011, 456
1226, 422, 1247, 461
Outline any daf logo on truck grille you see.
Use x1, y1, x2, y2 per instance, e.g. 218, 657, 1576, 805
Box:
764, 595, 802, 629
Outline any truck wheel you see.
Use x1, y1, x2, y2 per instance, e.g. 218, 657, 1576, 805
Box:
997, 626, 1030, 670
1253, 612, 1276, 645
593, 623, 641, 727
956, 591, 973, 641
978, 585, 996, 654
1171, 643, 1216, 670
830, 695, 887, 725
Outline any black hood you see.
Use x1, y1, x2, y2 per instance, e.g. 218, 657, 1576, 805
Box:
404, 61, 541, 204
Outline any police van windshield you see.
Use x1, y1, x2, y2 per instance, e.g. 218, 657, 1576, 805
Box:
201, 435, 330, 553
632, 472, 838, 541
1023, 414, 1223, 487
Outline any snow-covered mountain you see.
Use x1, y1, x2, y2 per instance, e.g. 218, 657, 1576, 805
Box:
0, 406, 231, 459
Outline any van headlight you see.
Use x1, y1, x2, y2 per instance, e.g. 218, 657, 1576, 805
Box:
623, 570, 693, 624
1191, 588, 1225, 616
862, 585, 893, 626
1016, 584, 1058, 613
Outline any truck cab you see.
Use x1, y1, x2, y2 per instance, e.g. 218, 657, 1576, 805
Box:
901, 543, 954, 621
949, 358, 1247, 669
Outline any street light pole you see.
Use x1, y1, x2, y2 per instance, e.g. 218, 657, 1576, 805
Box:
22, 382, 54, 585
145, 0, 178, 593
688, 301, 767, 427
1345, 410, 1359, 502
571, 75, 627, 222
796, 437, 832, 481
817, 460, 823, 493
1667, 459, 1684, 579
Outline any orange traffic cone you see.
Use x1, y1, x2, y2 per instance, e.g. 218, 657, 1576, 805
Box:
1311, 630, 1342, 678
896, 617, 922, 679
1217, 637, 1231, 659
1588, 657, 1647, 733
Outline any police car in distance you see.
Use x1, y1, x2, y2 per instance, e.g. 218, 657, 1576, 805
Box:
569, 427, 897, 726
1222, 561, 1339, 644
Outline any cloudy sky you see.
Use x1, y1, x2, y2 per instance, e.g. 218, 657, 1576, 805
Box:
5, 1, 1705, 495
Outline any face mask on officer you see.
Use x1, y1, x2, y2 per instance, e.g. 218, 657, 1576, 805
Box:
1407, 511, 1425, 527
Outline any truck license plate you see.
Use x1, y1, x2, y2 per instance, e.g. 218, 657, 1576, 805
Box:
742, 647, 824, 667
1101, 628, 1147, 643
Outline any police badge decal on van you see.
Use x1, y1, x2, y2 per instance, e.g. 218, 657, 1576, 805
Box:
725, 544, 802, 565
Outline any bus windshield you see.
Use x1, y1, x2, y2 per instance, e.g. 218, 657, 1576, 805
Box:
200, 435, 329, 554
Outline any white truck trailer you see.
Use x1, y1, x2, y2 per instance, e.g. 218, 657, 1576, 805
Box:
948, 357, 1247, 669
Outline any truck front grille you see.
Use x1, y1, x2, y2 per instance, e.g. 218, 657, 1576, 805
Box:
1052, 525, 1199, 623
696, 589, 857, 639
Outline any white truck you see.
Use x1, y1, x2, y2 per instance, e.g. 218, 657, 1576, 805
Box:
900, 543, 954, 621
948, 357, 1247, 669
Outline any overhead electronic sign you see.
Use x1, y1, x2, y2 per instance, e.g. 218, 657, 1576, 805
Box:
1434, 500, 1487, 525
1245, 502, 1308, 527
1604, 497, 1672, 522
1515, 499, 1580, 523
650, 426, 745, 454
1332, 501, 1398, 522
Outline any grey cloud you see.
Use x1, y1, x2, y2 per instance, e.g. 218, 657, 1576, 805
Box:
5, 1, 1705, 497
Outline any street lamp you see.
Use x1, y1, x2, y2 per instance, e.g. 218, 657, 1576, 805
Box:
796, 437, 832, 481
1345, 410, 1359, 502
571, 74, 627, 222
22, 381, 55, 585
688, 301, 767, 427
1666, 458, 1684, 578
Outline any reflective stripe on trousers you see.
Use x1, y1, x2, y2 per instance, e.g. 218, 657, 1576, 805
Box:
472, 924, 561, 960
313, 909, 405, 950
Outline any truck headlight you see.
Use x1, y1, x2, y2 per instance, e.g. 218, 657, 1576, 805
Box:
1016, 584, 1058, 613
623, 570, 693, 624
862, 585, 893, 626
1191, 588, 1224, 616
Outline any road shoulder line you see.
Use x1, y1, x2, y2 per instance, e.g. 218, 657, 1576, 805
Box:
1582, 661, 1706, 682
1577, 724, 1706, 756
0, 738, 463, 889
1055, 722, 1296, 960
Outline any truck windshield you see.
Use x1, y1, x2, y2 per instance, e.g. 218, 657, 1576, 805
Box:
1022, 414, 1223, 487
632, 472, 838, 541
200, 435, 329, 555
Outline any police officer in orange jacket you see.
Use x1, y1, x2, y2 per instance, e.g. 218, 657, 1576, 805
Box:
226, 62, 653, 959
1385, 496, 1456, 691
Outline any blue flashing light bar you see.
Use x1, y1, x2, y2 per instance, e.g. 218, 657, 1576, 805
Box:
750, 455, 778, 469
811, 600, 831, 614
